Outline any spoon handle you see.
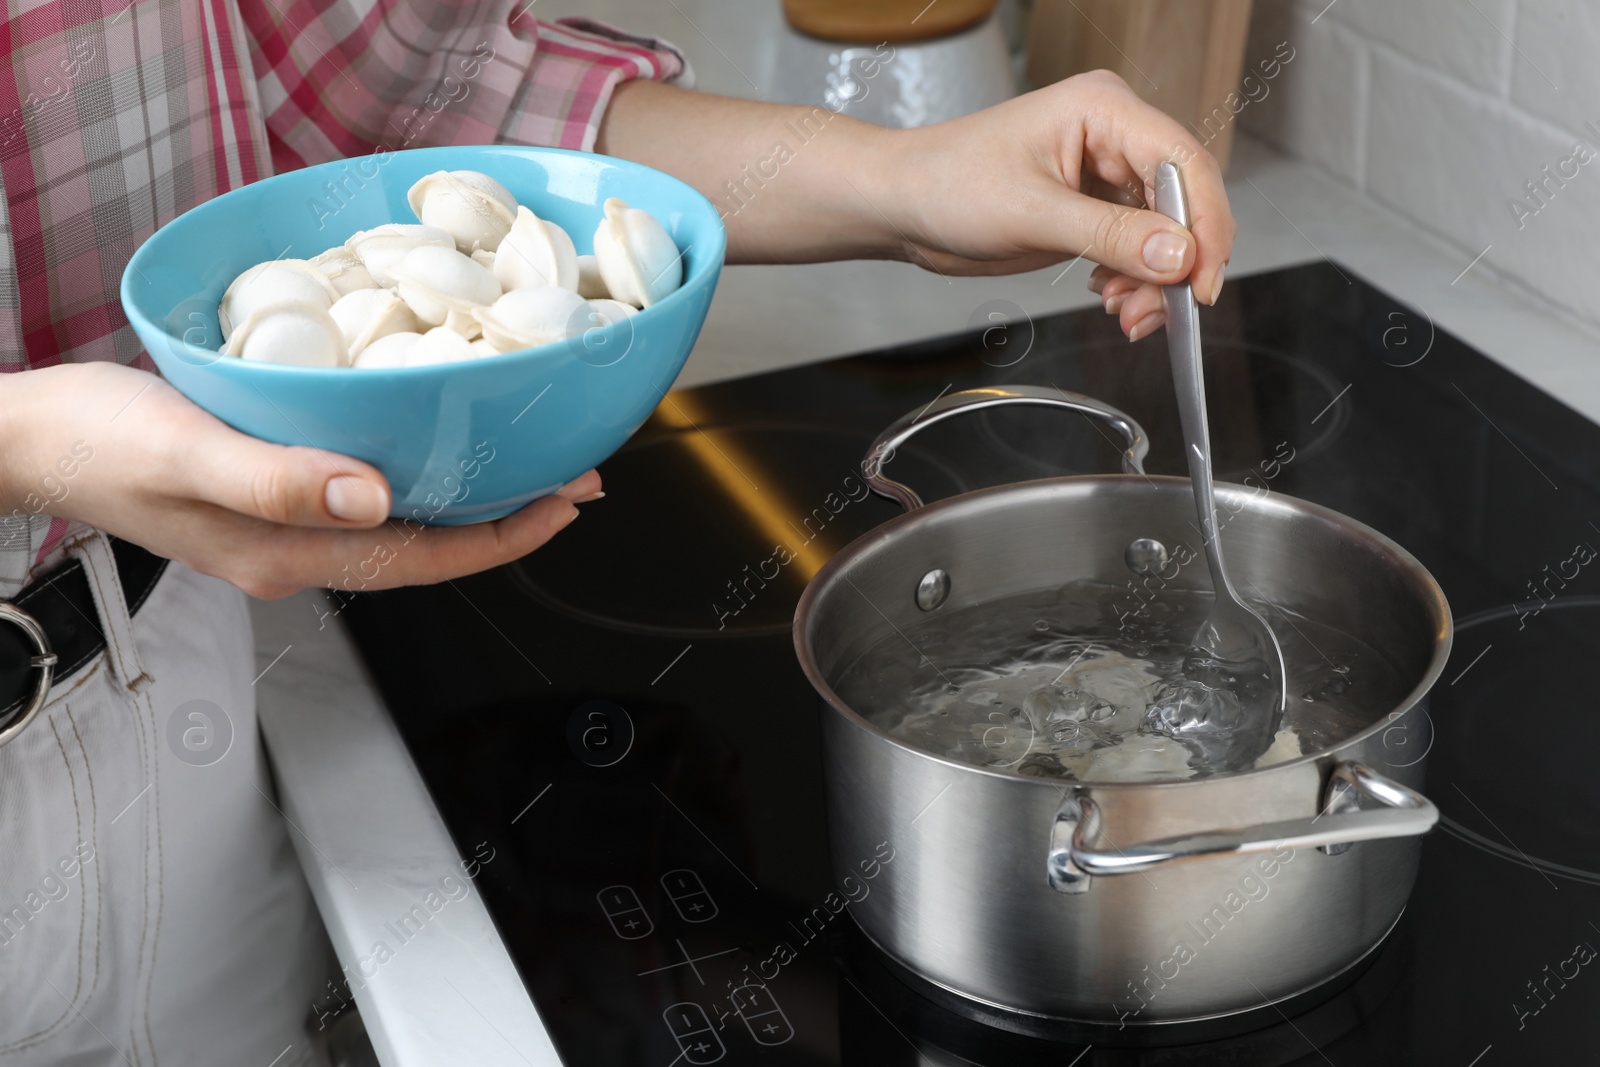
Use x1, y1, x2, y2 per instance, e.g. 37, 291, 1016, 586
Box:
1153, 163, 1232, 594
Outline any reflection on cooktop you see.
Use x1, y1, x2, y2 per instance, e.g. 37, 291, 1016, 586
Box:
837, 918, 1411, 1066
510, 425, 933, 636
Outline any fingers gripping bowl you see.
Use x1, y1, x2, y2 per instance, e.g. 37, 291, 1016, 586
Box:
119, 146, 726, 524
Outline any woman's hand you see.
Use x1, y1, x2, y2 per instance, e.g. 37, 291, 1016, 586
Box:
0, 362, 597, 600
602, 71, 1234, 343
886, 70, 1235, 340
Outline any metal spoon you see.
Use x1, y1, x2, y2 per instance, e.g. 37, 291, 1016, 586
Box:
1152, 161, 1287, 761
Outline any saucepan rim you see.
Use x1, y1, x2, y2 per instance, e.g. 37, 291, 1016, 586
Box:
793, 472, 1454, 790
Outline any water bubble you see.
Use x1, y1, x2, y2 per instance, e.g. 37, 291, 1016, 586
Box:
1023, 684, 1115, 728
1146, 681, 1244, 736
1016, 752, 1067, 778
1304, 670, 1352, 702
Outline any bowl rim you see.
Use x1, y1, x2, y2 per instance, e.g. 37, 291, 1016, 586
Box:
120, 144, 727, 377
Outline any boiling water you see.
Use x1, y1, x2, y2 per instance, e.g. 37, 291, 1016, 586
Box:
832, 583, 1409, 782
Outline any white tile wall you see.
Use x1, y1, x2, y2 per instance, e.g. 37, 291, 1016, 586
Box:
1240, 0, 1369, 187
1323, 0, 1513, 94
1510, 1, 1600, 133
1242, 0, 1600, 334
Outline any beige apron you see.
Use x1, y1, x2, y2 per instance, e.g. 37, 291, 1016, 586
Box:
0, 530, 335, 1066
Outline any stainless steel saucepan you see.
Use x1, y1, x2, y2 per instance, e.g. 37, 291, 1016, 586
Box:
793, 385, 1451, 1023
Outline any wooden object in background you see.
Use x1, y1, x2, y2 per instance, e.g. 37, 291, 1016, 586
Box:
783, 0, 999, 43
1026, 0, 1255, 169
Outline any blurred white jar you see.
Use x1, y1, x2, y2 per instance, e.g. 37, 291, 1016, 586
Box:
771, 14, 1017, 128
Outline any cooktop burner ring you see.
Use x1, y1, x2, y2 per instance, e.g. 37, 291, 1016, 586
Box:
1426, 595, 1600, 885
1435, 817, 1600, 886
983, 341, 1351, 482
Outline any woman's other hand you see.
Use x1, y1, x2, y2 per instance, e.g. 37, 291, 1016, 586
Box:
0, 362, 597, 599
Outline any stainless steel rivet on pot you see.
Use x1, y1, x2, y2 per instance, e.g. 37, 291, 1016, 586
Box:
794, 386, 1451, 1023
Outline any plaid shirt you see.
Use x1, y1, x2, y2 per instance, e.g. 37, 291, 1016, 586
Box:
0, 0, 685, 596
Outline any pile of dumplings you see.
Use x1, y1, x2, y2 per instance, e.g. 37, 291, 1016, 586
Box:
215, 170, 685, 368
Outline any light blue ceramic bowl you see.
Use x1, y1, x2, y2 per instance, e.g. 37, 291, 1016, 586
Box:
120, 145, 725, 524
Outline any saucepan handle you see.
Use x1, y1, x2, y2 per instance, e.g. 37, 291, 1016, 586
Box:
861, 386, 1151, 512
1047, 761, 1438, 894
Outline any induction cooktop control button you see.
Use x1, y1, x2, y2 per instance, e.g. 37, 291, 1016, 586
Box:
597, 885, 654, 940
661, 868, 718, 923
731, 982, 795, 1046
663, 1002, 726, 1064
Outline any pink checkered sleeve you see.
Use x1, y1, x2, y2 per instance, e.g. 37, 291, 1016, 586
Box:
0, 0, 271, 593
237, 0, 688, 172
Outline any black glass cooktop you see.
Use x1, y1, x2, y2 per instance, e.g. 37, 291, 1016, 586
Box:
340, 262, 1600, 1066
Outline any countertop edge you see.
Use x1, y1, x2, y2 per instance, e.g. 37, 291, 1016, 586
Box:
252, 592, 562, 1067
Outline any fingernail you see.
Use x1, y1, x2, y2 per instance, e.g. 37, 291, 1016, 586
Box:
554, 501, 580, 528
1209, 263, 1227, 305
1128, 311, 1165, 342
1142, 231, 1189, 274
556, 470, 601, 501
571, 490, 606, 503
325, 476, 388, 523
1105, 292, 1126, 315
